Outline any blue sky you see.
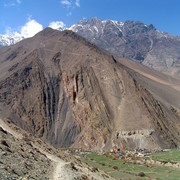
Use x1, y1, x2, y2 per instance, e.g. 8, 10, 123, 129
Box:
0, 0, 180, 36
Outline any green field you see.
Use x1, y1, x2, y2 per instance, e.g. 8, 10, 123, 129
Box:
150, 149, 180, 162
77, 151, 180, 180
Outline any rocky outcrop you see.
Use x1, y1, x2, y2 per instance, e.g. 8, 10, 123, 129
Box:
0, 28, 179, 151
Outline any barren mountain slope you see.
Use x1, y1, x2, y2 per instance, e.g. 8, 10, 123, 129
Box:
0, 28, 179, 151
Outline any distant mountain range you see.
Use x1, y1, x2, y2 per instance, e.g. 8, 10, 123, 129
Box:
0, 33, 25, 46
1, 18, 180, 77
69, 18, 180, 77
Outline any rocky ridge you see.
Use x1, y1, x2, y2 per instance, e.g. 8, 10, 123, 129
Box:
69, 18, 180, 77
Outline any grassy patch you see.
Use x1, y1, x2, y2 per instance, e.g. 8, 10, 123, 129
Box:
77, 152, 180, 180
150, 149, 180, 162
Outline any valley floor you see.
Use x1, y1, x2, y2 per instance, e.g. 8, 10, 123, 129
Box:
73, 150, 180, 180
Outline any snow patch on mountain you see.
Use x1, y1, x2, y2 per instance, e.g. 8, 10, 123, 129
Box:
0, 19, 66, 47
68, 24, 83, 32
111, 20, 123, 32
0, 33, 24, 46
48, 21, 66, 30
68, 19, 125, 38
0, 18, 168, 47
93, 26, 99, 33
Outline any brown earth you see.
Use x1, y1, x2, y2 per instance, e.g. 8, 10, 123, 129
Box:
0, 28, 179, 151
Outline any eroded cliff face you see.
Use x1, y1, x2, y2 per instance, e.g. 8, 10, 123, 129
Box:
0, 29, 179, 150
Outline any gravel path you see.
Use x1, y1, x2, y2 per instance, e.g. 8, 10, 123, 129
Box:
33, 146, 74, 180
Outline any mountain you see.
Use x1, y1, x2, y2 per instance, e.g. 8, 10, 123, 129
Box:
0, 33, 24, 46
0, 28, 179, 151
1, 18, 180, 77
69, 18, 180, 77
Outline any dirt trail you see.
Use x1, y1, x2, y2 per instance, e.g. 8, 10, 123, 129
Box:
48, 155, 73, 180
53, 160, 70, 180
0, 118, 73, 180
32, 144, 74, 180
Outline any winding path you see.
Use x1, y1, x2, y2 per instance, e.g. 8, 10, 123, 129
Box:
0, 118, 73, 180
33, 147, 73, 180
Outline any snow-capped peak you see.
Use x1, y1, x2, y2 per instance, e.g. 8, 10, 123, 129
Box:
111, 20, 124, 27
0, 33, 24, 46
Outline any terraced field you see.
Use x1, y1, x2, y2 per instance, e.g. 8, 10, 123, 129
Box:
77, 150, 180, 180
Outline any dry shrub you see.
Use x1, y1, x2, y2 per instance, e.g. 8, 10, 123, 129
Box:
113, 166, 118, 170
